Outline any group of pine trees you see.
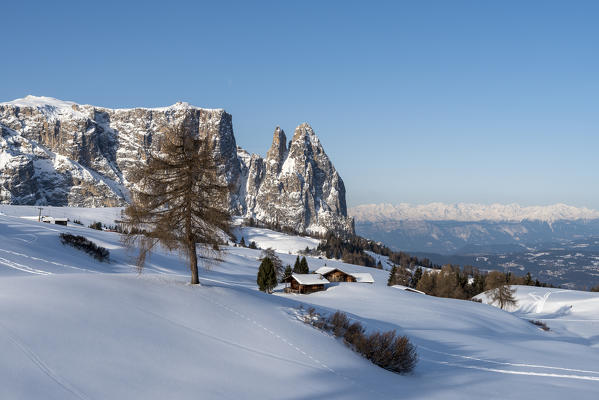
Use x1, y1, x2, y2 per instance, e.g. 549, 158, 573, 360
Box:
388, 265, 548, 308
257, 254, 311, 293
317, 233, 436, 270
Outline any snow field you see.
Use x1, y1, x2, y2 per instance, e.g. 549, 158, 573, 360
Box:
0, 207, 598, 399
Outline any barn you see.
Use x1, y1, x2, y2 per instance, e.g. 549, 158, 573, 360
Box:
284, 274, 329, 294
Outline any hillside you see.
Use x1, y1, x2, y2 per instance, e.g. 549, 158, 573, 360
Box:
0, 206, 598, 399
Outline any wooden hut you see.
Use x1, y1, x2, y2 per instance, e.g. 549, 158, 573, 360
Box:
313, 267, 356, 283
284, 274, 329, 294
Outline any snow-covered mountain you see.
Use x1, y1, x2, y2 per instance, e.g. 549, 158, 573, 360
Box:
350, 203, 599, 254
1, 205, 598, 399
0, 96, 353, 236
350, 202, 599, 223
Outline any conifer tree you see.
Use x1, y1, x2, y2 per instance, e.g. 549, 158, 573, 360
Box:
395, 266, 412, 286
293, 256, 301, 273
411, 267, 423, 289
282, 265, 293, 282
485, 271, 517, 309
387, 265, 397, 286
257, 257, 277, 293
300, 256, 309, 274
261, 248, 283, 279
122, 120, 230, 285
239, 237, 246, 247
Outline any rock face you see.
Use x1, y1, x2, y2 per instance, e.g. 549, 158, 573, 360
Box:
0, 96, 353, 236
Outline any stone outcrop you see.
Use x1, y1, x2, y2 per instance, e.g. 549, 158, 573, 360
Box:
0, 96, 354, 236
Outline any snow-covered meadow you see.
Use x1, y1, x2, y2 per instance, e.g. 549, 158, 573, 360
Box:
0, 206, 598, 399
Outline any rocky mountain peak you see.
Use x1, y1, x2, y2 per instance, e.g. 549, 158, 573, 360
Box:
265, 127, 287, 174
0, 97, 354, 236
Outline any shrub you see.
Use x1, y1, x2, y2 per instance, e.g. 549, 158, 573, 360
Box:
59, 233, 109, 261
529, 319, 550, 331
321, 310, 417, 374
329, 311, 350, 337
88, 221, 103, 230
343, 321, 365, 346
357, 330, 418, 373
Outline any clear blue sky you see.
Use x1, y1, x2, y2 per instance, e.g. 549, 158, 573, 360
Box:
3, 1, 598, 208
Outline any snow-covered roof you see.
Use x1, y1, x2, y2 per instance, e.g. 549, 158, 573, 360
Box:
313, 267, 374, 283
392, 285, 425, 294
314, 266, 337, 275
350, 273, 375, 283
291, 274, 329, 285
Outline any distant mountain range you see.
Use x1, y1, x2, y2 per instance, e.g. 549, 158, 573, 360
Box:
349, 203, 599, 255
350, 202, 599, 223
350, 203, 599, 288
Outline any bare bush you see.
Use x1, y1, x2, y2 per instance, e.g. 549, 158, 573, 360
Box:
329, 311, 350, 337
60, 233, 109, 261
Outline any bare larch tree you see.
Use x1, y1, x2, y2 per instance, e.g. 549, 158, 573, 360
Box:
122, 120, 231, 284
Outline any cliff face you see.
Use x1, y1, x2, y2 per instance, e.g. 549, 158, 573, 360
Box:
0, 96, 353, 236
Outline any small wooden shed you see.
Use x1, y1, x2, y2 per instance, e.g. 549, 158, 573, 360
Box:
41, 216, 68, 226
284, 274, 329, 294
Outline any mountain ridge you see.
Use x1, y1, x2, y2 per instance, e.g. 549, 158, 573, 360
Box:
0, 96, 353, 236
350, 202, 599, 223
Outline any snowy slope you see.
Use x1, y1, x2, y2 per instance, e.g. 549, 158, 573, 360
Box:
232, 223, 320, 254
476, 286, 599, 349
1, 206, 598, 399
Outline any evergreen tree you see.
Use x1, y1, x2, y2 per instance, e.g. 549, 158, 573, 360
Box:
395, 266, 412, 286
410, 267, 423, 289
257, 257, 277, 293
249, 241, 258, 249
524, 272, 533, 286
282, 265, 293, 282
239, 237, 246, 247
261, 248, 283, 279
299, 256, 309, 274
293, 256, 301, 273
387, 265, 397, 286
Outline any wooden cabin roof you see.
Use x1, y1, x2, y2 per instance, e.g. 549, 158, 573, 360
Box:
291, 274, 329, 285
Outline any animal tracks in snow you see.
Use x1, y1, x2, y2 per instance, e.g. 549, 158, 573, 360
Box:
0, 322, 93, 400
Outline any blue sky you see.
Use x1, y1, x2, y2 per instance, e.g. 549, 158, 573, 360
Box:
3, 1, 598, 208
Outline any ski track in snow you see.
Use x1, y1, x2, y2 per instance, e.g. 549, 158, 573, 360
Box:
0, 322, 93, 400
527, 290, 570, 313
423, 358, 599, 382
419, 345, 599, 381
0, 248, 98, 274
0, 256, 52, 275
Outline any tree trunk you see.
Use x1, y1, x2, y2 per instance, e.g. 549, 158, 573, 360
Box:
190, 241, 199, 285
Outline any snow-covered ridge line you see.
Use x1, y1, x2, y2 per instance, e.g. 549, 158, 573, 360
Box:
349, 202, 599, 223
0, 95, 224, 113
